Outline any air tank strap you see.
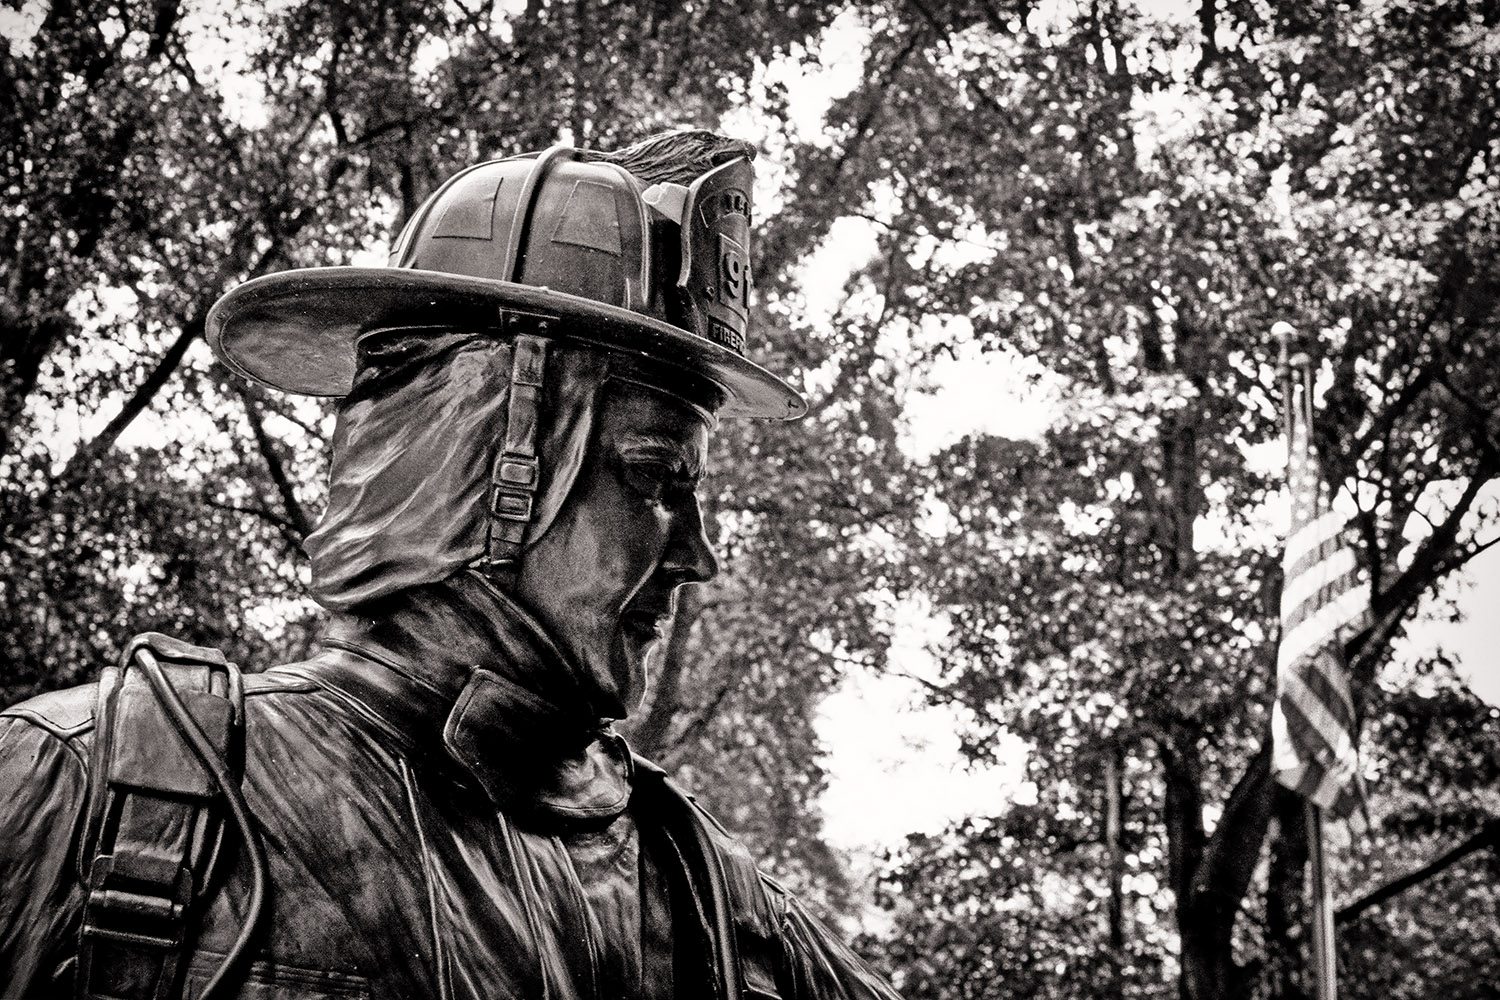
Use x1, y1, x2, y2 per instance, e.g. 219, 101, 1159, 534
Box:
76, 633, 244, 1000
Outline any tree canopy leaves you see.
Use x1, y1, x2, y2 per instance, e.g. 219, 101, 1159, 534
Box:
2, 2, 1497, 998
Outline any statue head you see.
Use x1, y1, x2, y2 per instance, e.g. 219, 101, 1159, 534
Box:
205, 131, 804, 717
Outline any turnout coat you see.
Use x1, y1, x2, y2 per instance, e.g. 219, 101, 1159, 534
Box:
0, 575, 899, 1000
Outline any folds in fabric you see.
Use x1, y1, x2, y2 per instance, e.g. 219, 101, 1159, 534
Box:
306, 331, 607, 611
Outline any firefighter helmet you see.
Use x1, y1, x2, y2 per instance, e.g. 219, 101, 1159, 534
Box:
206, 132, 804, 420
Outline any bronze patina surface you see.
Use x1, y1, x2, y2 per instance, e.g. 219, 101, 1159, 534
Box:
0, 131, 902, 1000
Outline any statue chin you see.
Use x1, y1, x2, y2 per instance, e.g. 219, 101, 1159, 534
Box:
588, 629, 652, 722
516, 601, 650, 722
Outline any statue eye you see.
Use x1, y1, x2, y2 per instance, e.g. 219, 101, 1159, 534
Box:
619, 452, 697, 503
621, 457, 678, 501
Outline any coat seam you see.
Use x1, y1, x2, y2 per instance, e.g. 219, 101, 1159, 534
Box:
0, 713, 91, 767
549, 832, 605, 998
400, 757, 454, 1000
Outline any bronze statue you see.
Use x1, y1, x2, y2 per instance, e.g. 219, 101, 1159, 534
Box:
0, 132, 903, 1000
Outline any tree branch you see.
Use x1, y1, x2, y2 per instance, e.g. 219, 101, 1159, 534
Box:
1353, 460, 1500, 675
659, 677, 739, 767
57, 316, 202, 486
239, 387, 314, 542
202, 494, 302, 550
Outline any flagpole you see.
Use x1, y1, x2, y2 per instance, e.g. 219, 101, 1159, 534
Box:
1306, 802, 1337, 1000
1273, 321, 1338, 1000
1275, 323, 1293, 441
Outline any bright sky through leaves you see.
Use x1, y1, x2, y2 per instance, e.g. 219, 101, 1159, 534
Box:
773, 1, 1500, 856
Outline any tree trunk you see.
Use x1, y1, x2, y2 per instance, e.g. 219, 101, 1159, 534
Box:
1264, 785, 1311, 1000
1106, 739, 1126, 949
1171, 738, 1276, 1000
1105, 738, 1127, 997
1162, 736, 1210, 1000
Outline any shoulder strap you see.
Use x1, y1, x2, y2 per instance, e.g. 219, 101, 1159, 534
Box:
75, 632, 244, 1000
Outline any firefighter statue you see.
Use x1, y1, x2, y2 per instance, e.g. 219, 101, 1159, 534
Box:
0, 131, 903, 1000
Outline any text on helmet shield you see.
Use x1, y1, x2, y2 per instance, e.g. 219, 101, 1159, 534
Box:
679, 158, 755, 356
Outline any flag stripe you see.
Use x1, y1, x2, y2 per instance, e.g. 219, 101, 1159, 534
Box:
1284, 508, 1345, 563
1280, 546, 1357, 616
1271, 701, 1303, 776
1283, 531, 1353, 586
1295, 763, 1324, 801
1272, 373, 1369, 821
1281, 673, 1353, 764
1279, 584, 1371, 670
1281, 565, 1367, 633
1299, 652, 1357, 733
1308, 769, 1346, 811
1279, 699, 1356, 815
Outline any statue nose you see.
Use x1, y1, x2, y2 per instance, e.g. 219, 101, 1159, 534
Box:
664, 497, 718, 586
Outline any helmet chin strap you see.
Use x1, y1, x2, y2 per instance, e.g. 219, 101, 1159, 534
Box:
483, 332, 549, 585
480, 331, 723, 591
482, 144, 573, 588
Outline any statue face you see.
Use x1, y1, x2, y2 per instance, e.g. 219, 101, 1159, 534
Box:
513, 384, 718, 718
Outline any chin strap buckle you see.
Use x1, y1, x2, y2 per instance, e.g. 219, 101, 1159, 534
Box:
485, 333, 549, 571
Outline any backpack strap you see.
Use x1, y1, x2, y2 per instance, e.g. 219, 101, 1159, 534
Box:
75, 633, 245, 1000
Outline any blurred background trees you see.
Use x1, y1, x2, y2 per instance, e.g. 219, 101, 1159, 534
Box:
2, 1, 1496, 997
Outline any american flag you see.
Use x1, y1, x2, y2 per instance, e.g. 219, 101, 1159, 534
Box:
1271, 363, 1372, 818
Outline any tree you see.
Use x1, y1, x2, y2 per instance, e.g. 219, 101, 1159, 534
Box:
1331, 663, 1500, 1000
8, 1, 1498, 993
758, 0, 1500, 996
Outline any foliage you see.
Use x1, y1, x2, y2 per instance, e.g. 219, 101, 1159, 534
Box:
1331, 673, 1500, 1000
3, 0, 1499, 997
783, 1, 1500, 997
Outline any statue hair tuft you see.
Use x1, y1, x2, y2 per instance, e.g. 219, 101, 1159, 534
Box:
581, 130, 757, 186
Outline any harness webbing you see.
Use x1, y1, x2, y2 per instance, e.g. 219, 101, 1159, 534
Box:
76, 634, 247, 1000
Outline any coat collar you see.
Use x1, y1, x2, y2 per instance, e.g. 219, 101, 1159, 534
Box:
312, 570, 632, 830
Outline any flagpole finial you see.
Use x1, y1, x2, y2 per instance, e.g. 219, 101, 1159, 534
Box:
1272, 321, 1297, 367
1273, 321, 1314, 371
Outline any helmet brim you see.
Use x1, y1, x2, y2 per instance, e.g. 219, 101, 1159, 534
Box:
206, 267, 807, 420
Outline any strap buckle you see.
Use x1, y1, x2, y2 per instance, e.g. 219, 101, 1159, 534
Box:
490, 454, 539, 523
82, 853, 194, 952
484, 334, 549, 571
